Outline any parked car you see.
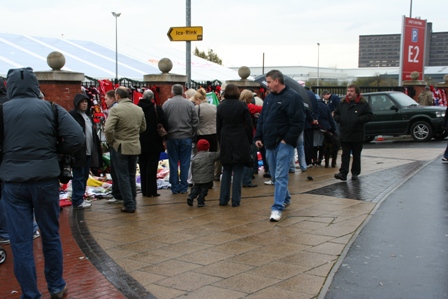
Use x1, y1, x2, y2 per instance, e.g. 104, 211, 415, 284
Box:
362, 91, 447, 142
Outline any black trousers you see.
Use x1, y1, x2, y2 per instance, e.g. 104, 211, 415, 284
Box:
189, 181, 213, 204
139, 151, 160, 196
304, 128, 314, 165
339, 141, 363, 176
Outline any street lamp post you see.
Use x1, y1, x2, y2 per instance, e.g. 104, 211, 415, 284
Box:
317, 43, 320, 92
112, 12, 121, 84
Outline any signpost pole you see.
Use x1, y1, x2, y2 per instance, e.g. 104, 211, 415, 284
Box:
186, 0, 191, 88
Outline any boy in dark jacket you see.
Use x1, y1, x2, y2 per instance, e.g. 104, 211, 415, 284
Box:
187, 139, 220, 207
69, 94, 103, 209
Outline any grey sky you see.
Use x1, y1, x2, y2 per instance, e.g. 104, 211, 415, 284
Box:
2, 0, 447, 68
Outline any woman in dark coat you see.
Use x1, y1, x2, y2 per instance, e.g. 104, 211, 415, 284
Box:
138, 90, 167, 197
216, 84, 253, 207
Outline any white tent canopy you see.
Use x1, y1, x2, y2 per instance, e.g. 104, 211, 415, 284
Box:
0, 33, 242, 82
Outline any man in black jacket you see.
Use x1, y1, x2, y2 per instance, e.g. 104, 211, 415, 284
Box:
333, 84, 373, 181
255, 70, 305, 222
1, 67, 84, 299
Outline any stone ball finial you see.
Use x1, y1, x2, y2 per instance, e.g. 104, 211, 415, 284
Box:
410, 71, 419, 80
158, 58, 173, 73
47, 51, 66, 71
443, 74, 448, 82
238, 66, 250, 80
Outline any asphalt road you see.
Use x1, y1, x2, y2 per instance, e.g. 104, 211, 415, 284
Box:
324, 138, 448, 298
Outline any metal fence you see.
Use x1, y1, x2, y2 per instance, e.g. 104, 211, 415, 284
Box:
81, 77, 222, 92
190, 79, 222, 91
311, 86, 411, 98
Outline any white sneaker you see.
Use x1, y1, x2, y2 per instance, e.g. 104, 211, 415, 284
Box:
84, 199, 93, 204
264, 180, 275, 185
33, 230, 40, 239
270, 210, 282, 222
74, 201, 92, 209
106, 198, 122, 203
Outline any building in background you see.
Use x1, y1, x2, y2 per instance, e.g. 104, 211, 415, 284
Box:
359, 22, 448, 68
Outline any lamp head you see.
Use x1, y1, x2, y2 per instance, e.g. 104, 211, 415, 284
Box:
112, 12, 121, 17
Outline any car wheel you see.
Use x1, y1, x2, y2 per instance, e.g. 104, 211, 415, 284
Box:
0, 248, 6, 264
364, 136, 375, 143
410, 121, 433, 142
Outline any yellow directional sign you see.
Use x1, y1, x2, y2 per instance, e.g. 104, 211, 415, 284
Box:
167, 26, 203, 41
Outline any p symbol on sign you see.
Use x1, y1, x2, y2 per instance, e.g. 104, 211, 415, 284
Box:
412, 29, 418, 42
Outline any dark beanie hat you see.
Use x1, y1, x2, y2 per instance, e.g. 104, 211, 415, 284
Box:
197, 139, 210, 152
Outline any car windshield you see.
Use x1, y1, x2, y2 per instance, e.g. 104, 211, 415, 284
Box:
390, 92, 419, 107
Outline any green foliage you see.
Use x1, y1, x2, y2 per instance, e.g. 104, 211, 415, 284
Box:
351, 75, 398, 87
193, 47, 222, 65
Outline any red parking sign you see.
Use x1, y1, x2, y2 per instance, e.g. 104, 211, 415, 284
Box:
399, 16, 427, 83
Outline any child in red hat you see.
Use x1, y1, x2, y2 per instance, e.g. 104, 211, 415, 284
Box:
188, 139, 220, 207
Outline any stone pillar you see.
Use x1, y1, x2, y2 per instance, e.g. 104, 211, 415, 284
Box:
34, 51, 84, 111
402, 71, 428, 102
224, 66, 264, 97
143, 58, 187, 106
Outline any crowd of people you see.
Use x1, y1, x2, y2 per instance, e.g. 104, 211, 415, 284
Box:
0, 67, 377, 298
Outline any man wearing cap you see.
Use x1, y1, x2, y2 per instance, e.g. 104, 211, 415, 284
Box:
322, 90, 341, 114
418, 86, 434, 106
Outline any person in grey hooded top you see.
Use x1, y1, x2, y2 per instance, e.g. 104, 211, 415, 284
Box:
0, 67, 84, 299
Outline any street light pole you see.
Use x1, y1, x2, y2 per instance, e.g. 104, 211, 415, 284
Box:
112, 12, 121, 84
317, 43, 320, 92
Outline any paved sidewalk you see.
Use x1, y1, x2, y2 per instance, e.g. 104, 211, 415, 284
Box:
0, 145, 443, 298
323, 156, 448, 298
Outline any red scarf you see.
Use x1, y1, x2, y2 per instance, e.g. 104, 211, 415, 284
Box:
345, 94, 361, 103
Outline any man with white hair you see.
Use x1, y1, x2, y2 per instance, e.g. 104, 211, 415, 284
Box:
138, 89, 167, 197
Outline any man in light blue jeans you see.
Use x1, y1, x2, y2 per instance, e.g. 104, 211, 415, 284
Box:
162, 84, 198, 194
254, 70, 305, 222
267, 142, 294, 213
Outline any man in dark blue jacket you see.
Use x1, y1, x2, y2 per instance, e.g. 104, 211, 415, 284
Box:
0, 67, 84, 299
255, 70, 305, 222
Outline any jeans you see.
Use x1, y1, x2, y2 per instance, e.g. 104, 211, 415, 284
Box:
112, 147, 137, 210
220, 163, 244, 207
296, 132, 307, 171
304, 128, 314, 165
167, 138, 192, 194
243, 141, 256, 184
340, 141, 363, 176
71, 156, 91, 207
109, 149, 121, 199
0, 197, 39, 239
266, 142, 294, 212
0, 195, 8, 239
3, 179, 66, 298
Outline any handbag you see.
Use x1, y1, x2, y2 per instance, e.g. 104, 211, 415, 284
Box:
154, 105, 168, 138
50, 102, 73, 184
